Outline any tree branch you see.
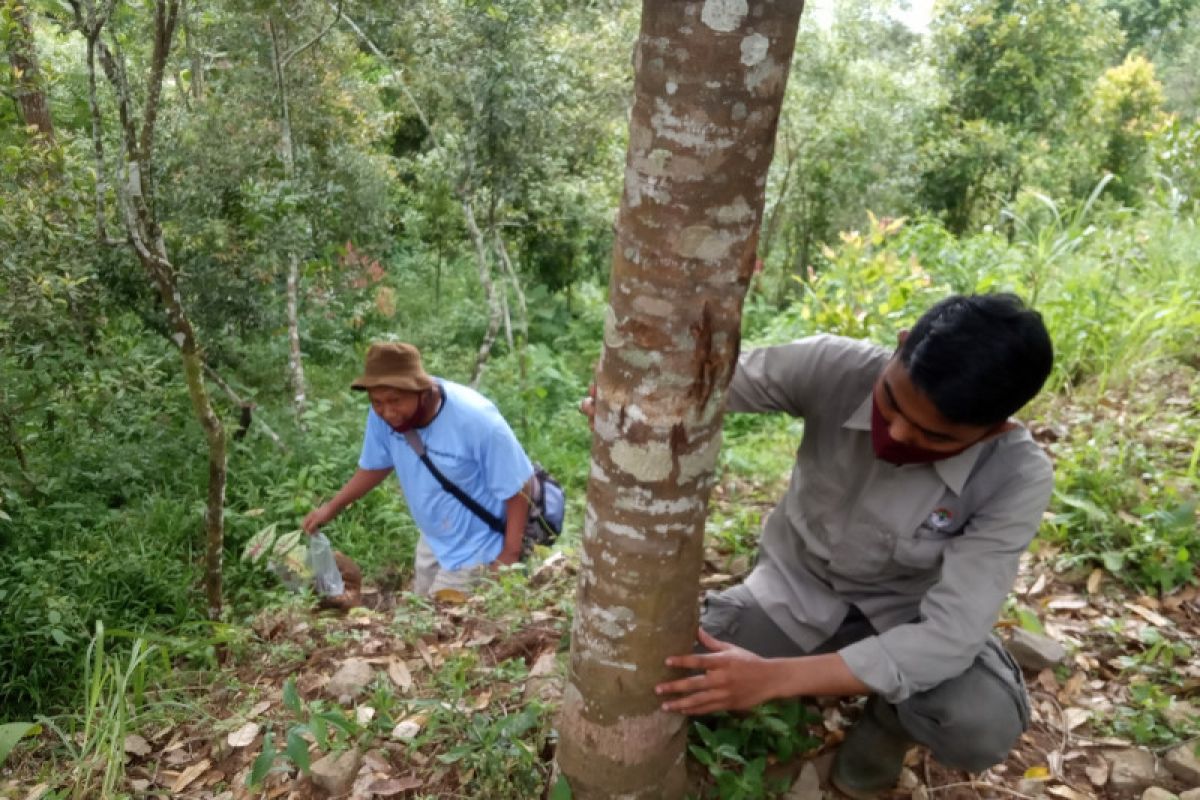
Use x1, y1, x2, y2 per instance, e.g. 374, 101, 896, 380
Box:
139, 0, 181, 199
279, 0, 343, 70
202, 365, 287, 451
333, 5, 432, 136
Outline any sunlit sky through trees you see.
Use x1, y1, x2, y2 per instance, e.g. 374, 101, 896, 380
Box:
808, 0, 935, 31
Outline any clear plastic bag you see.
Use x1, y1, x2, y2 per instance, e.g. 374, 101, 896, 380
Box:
306, 531, 345, 597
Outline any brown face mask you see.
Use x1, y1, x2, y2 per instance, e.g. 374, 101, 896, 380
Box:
870, 394, 971, 465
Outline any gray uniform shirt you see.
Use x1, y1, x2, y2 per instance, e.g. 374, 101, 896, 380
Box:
729, 335, 1054, 703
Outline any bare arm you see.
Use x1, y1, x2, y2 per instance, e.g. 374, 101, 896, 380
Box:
303, 467, 393, 533
655, 629, 869, 715
493, 480, 532, 566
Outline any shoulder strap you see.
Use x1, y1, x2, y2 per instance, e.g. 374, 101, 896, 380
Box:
401, 429, 505, 533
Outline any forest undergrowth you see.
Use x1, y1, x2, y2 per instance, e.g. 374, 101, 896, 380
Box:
2, 195, 1198, 799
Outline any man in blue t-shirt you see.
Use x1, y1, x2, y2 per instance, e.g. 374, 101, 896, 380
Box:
302, 342, 534, 596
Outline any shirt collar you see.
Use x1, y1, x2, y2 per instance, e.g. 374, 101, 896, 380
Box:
842, 393, 985, 496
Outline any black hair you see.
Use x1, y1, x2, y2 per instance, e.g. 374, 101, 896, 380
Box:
899, 293, 1053, 426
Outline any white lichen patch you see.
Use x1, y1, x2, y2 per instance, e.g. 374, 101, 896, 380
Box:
631, 294, 676, 318
731, 101, 748, 121
666, 80, 678, 96
601, 520, 650, 541
677, 225, 738, 262
591, 604, 638, 639
615, 347, 664, 370
678, 434, 724, 483
740, 33, 769, 66
590, 459, 611, 485
745, 58, 783, 94
610, 439, 673, 483
713, 196, 754, 225
651, 99, 733, 154
615, 493, 704, 515
603, 306, 625, 349
701, 0, 748, 33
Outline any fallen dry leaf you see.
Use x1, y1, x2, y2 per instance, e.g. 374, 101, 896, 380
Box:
1063, 707, 1091, 731
1086, 569, 1103, 595
247, 700, 272, 718
432, 588, 469, 604
415, 639, 436, 670
1023, 765, 1051, 781
1046, 785, 1091, 800
227, 722, 260, 749
171, 758, 211, 793
465, 632, 496, 647
387, 658, 413, 692
472, 689, 492, 711
1085, 758, 1109, 786
1059, 672, 1087, 703
23, 784, 49, 800
124, 734, 151, 757
1123, 602, 1171, 627
367, 776, 423, 796
356, 706, 376, 726
391, 714, 428, 742
529, 651, 557, 679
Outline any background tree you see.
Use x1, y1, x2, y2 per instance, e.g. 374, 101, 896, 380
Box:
3, 0, 55, 141
68, 0, 228, 619
556, 1, 805, 796
921, 0, 1118, 231
760, 0, 933, 303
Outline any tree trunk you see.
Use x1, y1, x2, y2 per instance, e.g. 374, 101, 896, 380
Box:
556, 2, 805, 797
268, 17, 308, 423
5, 0, 55, 141
463, 199, 502, 387
494, 232, 529, 434
74, 0, 229, 619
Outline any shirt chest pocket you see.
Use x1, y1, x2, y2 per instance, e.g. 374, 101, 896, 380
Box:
892, 525, 962, 570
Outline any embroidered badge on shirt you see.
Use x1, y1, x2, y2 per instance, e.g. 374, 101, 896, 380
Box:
927, 508, 954, 530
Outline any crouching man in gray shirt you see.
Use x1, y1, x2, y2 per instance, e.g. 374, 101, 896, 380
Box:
654, 293, 1055, 799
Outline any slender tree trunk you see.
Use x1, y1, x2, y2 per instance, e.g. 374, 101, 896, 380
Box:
494, 231, 529, 433
556, 2, 805, 797
268, 17, 308, 422
463, 199, 502, 387
181, 0, 202, 101
74, 0, 229, 619
5, 0, 55, 141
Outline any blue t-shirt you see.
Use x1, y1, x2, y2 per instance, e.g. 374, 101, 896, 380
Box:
358, 380, 533, 570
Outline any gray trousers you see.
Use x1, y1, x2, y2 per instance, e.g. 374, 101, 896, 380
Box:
701, 584, 1030, 772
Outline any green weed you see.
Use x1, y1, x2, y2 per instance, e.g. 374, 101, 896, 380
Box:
688, 701, 822, 800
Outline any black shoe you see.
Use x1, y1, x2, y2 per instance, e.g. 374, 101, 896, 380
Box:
831, 696, 910, 799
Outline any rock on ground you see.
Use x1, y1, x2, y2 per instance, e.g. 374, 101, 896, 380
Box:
311, 747, 363, 796
1179, 789, 1200, 800
1164, 743, 1200, 785
327, 658, 374, 701
783, 762, 823, 800
1106, 748, 1160, 793
1142, 789, 1180, 800
1005, 628, 1067, 670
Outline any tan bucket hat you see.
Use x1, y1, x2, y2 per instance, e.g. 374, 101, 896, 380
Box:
350, 342, 435, 393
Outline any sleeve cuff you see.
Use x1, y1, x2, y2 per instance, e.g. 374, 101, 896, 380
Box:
839, 636, 911, 704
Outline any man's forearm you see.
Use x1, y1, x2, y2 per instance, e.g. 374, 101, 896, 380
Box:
501, 485, 531, 558
770, 652, 871, 699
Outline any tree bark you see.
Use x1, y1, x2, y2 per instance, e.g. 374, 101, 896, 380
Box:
494, 231, 529, 433
463, 199, 502, 388
5, 0, 55, 141
556, 2, 805, 797
267, 16, 308, 422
